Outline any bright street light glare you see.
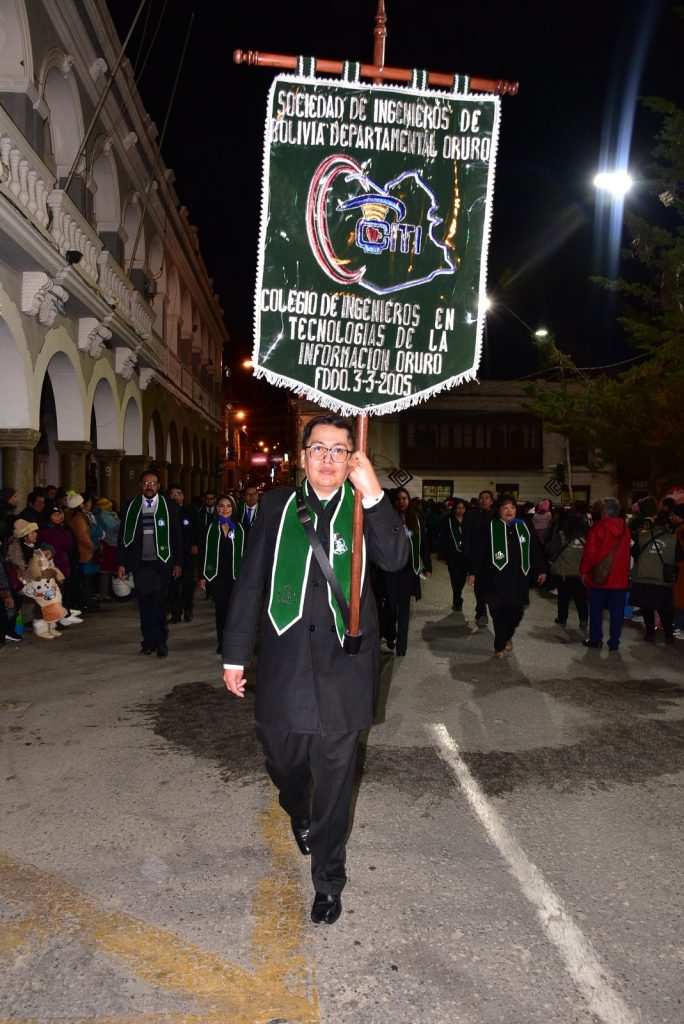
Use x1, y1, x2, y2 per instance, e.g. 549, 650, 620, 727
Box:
593, 170, 634, 197
534, 328, 549, 338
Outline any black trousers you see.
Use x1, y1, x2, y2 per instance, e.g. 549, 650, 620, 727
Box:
256, 725, 360, 895
489, 603, 524, 652
556, 575, 588, 625
386, 571, 415, 655
446, 556, 467, 609
169, 566, 195, 619
642, 607, 674, 639
474, 577, 488, 619
134, 563, 171, 647
213, 590, 231, 647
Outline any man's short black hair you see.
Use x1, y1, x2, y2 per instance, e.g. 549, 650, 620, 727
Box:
139, 469, 160, 483
168, 482, 183, 492
28, 489, 45, 504
478, 489, 494, 501
301, 415, 356, 450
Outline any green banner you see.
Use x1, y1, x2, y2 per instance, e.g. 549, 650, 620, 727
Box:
255, 73, 501, 414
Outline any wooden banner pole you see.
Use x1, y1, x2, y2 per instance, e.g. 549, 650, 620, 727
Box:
347, 0, 388, 646
233, 48, 518, 95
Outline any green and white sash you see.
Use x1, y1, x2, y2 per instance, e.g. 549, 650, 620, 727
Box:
122, 494, 171, 562
268, 480, 362, 645
407, 523, 421, 575
203, 521, 244, 582
491, 518, 530, 574
449, 518, 463, 553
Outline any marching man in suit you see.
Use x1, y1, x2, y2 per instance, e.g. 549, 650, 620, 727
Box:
238, 483, 259, 542
222, 415, 408, 925
117, 470, 183, 658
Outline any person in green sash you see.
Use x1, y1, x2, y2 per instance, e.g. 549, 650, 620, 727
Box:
199, 493, 244, 654
438, 498, 469, 611
116, 470, 183, 657
222, 414, 408, 926
377, 487, 432, 656
468, 494, 547, 658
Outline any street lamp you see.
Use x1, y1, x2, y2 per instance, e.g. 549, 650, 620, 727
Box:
593, 170, 634, 198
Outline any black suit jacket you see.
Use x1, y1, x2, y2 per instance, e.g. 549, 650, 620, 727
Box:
222, 486, 408, 734
175, 502, 200, 566
116, 497, 183, 573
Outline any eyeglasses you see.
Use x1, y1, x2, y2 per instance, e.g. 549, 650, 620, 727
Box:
305, 444, 352, 463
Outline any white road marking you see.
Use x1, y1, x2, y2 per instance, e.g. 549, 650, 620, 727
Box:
426, 722, 639, 1024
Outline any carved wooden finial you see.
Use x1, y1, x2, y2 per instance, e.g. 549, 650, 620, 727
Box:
373, 0, 387, 69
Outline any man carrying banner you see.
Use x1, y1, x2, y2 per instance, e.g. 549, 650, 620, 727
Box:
117, 470, 183, 657
222, 414, 408, 925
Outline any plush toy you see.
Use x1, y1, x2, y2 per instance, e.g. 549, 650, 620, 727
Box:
22, 575, 69, 622
21, 546, 81, 635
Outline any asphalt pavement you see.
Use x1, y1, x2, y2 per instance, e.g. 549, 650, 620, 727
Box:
1, 565, 682, 1024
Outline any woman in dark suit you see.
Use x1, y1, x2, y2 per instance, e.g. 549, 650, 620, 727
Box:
469, 493, 547, 658
379, 487, 432, 656
438, 497, 469, 611
199, 493, 244, 654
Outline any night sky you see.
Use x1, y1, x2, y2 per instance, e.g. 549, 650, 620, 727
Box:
110, 0, 681, 439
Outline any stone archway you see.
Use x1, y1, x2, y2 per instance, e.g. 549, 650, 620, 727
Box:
89, 375, 121, 502
0, 313, 36, 501
43, 60, 84, 183
120, 395, 144, 501
201, 437, 209, 492
180, 427, 191, 494
39, 351, 87, 490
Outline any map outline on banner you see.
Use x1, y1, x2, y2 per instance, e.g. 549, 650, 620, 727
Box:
253, 72, 501, 416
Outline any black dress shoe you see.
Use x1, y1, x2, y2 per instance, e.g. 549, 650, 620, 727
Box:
582, 639, 603, 649
139, 643, 155, 655
184, 612, 193, 622
156, 643, 168, 658
291, 819, 311, 856
169, 615, 182, 624
311, 892, 342, 925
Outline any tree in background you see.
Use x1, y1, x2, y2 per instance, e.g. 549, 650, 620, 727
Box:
525, 95, 684, 493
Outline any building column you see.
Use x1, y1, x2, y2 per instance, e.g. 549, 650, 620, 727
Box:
97, 449, 125, 508
0, 428, 41, 506
167, 463, 183, 489
190, 469, 202, 500
154, 460, 170, 491
120, 455, 149, 504
180, 466, 192, 495
55, 440, 92, 493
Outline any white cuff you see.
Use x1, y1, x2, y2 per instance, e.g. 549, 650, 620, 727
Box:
223, 663, 243, 671
361, 492, 384, 509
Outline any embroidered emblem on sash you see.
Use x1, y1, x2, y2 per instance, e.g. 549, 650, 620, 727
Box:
276, 584, 296, 605
332, 533, 348, 555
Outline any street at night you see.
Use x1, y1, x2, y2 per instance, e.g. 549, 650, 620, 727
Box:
2, 565, 682, 1024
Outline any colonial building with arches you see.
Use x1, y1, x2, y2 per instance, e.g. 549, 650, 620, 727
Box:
0, 0, 226, 506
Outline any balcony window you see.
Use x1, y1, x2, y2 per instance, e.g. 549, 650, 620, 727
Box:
401, 413, 543, 470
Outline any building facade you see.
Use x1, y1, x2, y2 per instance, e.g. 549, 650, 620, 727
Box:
294, 380, 617, 506
0, 0, 226, 507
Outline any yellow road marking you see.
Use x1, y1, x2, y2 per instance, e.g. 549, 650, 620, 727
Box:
0, 793, 320, 1024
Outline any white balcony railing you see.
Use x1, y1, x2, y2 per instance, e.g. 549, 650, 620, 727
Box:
0, 106, 51, 232
47, 190, 102, 284
1, 110, 220, 424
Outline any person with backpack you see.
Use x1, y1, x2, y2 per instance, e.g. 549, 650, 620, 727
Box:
546, 501, 590, 633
